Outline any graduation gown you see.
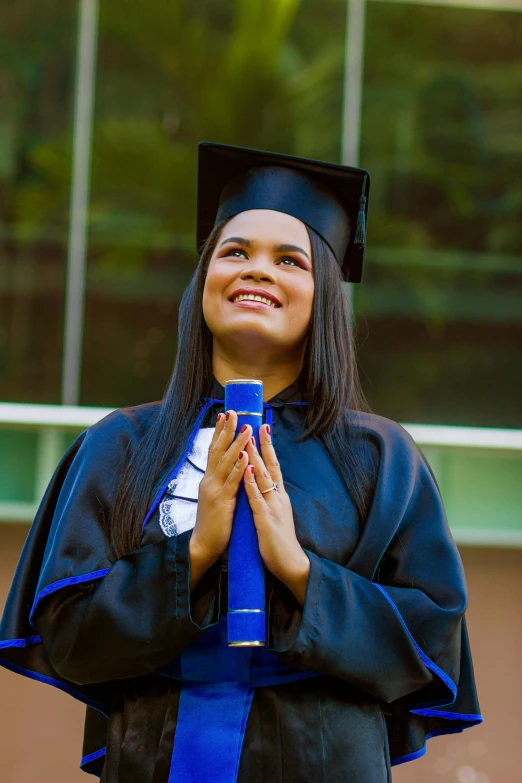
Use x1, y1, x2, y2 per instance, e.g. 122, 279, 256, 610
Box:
0, 376, 482, 782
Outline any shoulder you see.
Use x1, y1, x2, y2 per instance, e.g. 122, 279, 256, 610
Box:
349, 410, 416, 444
345, 410, 422, 466
89, 400, 162, 435
82, 400, 163, 455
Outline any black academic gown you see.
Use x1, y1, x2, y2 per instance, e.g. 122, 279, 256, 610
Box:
0, 376, 482, 782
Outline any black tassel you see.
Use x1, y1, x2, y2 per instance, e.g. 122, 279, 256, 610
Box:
354, 174, 367, 248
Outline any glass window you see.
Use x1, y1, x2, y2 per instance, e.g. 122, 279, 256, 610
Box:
0, 2, 76, 403
356, 1, 522, 426
80, 0, 347, 407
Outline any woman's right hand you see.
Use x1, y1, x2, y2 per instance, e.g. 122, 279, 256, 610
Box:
189, 410, 252, 576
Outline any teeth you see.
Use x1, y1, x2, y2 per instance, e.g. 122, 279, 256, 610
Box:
233, 294, 277, 307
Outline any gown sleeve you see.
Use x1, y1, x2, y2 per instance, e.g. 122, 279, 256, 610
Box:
0, 407, 221, 708
33, 527, 222, 685
268, 415, 482, 763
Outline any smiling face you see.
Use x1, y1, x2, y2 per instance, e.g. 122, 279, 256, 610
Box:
202, 210, 314, 365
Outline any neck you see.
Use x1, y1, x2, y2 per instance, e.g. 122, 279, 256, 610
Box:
212, 342, 304, 401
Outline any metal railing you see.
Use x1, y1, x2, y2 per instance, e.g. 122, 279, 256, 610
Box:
1, 403, 521, 546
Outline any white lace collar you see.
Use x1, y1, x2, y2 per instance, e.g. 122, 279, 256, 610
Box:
159, 427, 215, 537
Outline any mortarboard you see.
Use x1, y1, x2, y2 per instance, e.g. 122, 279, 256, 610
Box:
197, 142, 370, 283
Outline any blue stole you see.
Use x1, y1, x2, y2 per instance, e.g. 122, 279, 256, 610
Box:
144, 396, 318, 783
162, 617, 319, 783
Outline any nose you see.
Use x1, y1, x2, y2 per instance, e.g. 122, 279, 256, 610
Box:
239, 256, 276, 284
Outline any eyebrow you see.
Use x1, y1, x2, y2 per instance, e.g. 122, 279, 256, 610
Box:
276, 243, 310, 261
219, 236, 253, 249
218, 236, 311, 262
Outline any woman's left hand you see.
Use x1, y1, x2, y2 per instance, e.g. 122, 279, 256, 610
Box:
244, 424, 310, 606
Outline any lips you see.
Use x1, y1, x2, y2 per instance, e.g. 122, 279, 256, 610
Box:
228, 288, 282, 307
231, 299, 275, 310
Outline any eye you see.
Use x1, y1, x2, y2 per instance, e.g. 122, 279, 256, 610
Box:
278, 257, 303, 268
224, 247, 248, 259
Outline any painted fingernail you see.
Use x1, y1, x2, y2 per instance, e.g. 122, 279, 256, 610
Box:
240, 424, 248, 433
266, 424, 271, 435
251, 437, 256, 448
217, 413, 223, 423
250, 466, 255, 475
226, 411, 231, 421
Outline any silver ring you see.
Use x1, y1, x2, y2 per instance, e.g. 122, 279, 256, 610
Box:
260, 482, 279, 494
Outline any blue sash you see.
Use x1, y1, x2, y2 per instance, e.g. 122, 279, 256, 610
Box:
161, 616, 319, 783
144, 396, 317, 783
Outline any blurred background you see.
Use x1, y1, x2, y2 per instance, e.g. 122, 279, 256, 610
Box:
0, 0, 521, 781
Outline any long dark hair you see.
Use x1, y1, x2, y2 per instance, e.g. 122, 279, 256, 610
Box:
110, 220, 375, 558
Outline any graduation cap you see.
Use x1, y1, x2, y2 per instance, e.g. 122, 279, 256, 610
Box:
197, 142, 370, 283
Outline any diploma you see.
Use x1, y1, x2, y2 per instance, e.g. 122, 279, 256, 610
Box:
225, 379, 266, 646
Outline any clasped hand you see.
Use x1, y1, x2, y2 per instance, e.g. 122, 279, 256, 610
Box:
190, 409, 310, 604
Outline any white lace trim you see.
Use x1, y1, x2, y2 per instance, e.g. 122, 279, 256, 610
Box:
158, 427, 215, 538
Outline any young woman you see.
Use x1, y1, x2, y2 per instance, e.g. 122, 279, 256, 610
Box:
0, 143, 482, 782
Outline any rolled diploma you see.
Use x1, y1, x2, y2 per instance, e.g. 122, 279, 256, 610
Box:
225, 379, 266, 646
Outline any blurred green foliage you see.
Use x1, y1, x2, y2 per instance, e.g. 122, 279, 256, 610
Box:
356, 2, 522, 425
8, 0, 346, 268
0, 0, 521, 424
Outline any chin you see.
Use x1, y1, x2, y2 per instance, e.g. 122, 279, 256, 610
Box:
229, 324, 277, 340
216, 323, 284, 346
